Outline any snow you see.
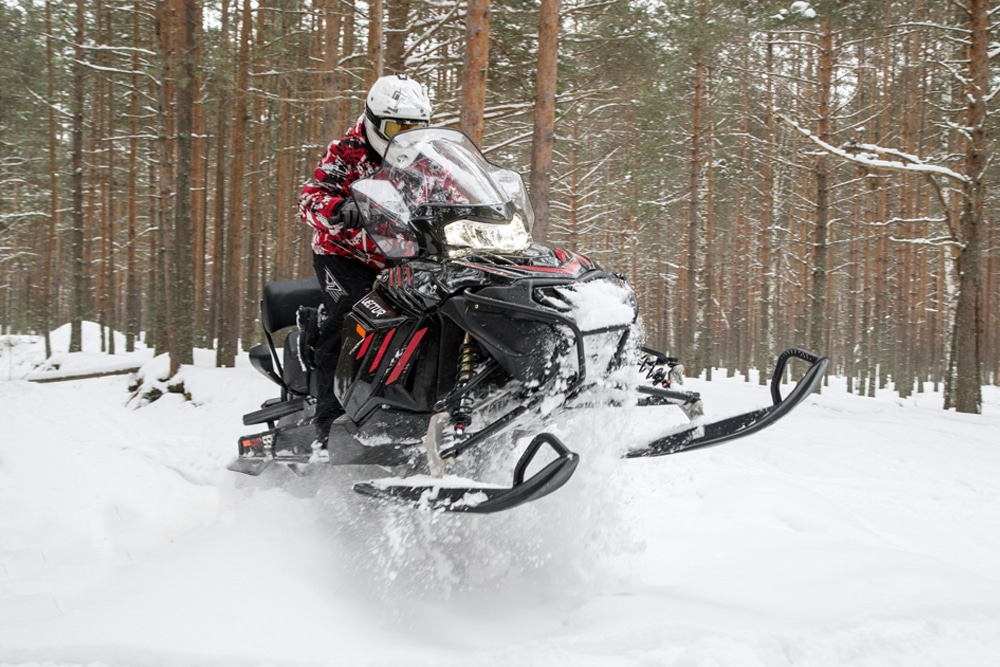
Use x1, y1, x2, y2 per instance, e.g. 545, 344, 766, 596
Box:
558, 279, 636, 332
2, 324, 1000, 666
774, 2, 817, 21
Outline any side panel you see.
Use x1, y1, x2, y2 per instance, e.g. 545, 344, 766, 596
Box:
440, 281, 562, 385
335, 289, 444, 422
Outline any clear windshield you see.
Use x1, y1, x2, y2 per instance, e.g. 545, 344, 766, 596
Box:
350, 128, 534, 259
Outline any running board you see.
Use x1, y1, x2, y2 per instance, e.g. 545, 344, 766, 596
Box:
227, 421, 416, 476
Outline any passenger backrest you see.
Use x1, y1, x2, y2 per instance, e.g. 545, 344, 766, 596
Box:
261, 277, 323, 334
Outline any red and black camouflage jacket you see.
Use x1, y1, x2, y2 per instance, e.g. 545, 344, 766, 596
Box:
298, 116, 387, 269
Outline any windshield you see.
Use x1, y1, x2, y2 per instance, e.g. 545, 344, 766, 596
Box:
350, 128, 534, 259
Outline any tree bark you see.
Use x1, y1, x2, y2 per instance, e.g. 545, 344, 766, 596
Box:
758, 36, 775, 384
365, 0, 384, 88
703, 65, 715, 381
337, 0, 356, 131
43, 0, 59, 358
69, 0, 87, 353
683, 21, 705, 374
460, 0, 490, 146
216, 0, 252, 367
385, 0, 409, 73
810, 19, 833, 370
529, 0, 559, 242
951, 0, 989, 413
322, 0, 342, 140
168, 0, 198, 375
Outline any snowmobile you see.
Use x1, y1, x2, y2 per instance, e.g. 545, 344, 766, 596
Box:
229, 128, 827, 513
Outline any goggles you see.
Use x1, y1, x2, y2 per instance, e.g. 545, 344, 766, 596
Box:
380, 118, 429, 139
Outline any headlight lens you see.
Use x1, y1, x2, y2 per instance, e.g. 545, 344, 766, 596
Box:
444, 214, 531, 254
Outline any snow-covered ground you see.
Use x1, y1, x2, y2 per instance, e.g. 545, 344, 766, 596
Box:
2, 323, 998, 667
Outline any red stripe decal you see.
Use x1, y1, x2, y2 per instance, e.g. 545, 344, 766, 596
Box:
512, 257, 582, 275
386, 327, 428, 385
369, 328, 396, 372
459, 262, 520, 278
356, 333, 374, 360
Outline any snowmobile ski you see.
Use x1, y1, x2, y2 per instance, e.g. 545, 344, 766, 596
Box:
625, 348, 828, 458
353, 433, 579, 513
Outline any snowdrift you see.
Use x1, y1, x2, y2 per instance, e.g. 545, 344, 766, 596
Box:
1, 327, 999, 666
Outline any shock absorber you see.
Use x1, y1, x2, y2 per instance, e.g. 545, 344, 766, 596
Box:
451, 333, 478, 435
640, 352, 681, 388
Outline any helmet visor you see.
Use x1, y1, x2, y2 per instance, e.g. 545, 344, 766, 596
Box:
381, 118, 428, 140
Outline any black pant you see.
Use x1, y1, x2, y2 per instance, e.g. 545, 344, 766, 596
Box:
312, 253, 379, 440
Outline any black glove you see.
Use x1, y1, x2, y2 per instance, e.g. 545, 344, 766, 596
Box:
335, 199, 361, 230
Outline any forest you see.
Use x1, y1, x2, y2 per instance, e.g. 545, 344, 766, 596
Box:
0, 0, 997, 414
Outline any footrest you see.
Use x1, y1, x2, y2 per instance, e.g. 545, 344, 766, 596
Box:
354, 433, 579, 513
243, 398, 307, 426
227, 456, 274, 476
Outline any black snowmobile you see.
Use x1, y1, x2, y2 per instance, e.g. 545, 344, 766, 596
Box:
229, 128, 827, 513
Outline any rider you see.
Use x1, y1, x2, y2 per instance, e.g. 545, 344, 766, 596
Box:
297, 73, 432, 451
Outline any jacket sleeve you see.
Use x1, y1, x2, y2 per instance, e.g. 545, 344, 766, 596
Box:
298, 140, 354, 234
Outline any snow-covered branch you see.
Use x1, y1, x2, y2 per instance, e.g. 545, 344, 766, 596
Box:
780, 114, 965, 243
403, 4, 463, 65
947, 0, 971, 15
779, 114, 969, 184
870, 215, 950, 228
889, 235, 964, 249
0, 211, 48, 222
930, 58, 972, 91
76, 43, 158, 59
19, 85, 72, 121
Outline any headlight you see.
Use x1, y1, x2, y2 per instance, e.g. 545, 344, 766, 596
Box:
443, 214, 531, 254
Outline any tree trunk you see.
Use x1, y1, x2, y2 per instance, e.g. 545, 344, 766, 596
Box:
758, 36, 775, 384
684, 35, 705, 374
208, 0, 232, 348
337, 0, 356, 131
951, 0, 989, 413
168, 0, 198, 375
69, 0, 87, 353
365, 0, 384, 88
385, 0, 409, 73
322, 0, 342, 140
703, 65, 714, 381
123, 0, 142, 352
43, 0, 59, 358
460, 0, 490, 146
217, 0, 252, 367
190, 2, 207, 347
154, 0, 176, 359
529, 0, 559, 242
810, 20, 833, 370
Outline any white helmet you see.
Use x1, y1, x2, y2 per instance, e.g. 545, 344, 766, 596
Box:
363, 74, 432, 158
